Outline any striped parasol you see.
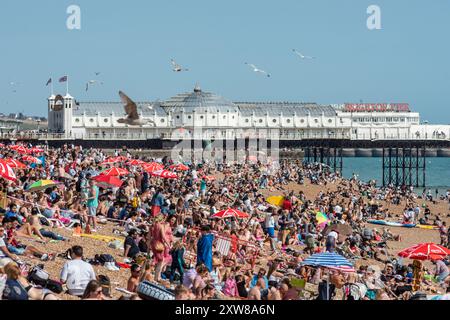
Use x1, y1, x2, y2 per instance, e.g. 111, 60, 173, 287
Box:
302, 252, 354, 269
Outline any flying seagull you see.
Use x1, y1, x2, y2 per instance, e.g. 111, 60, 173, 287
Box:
117, 91, 155, 126
292, 49, 315, 59
86, 80, 104, 92
171, 59, 189, 72
245, 63, 271, 77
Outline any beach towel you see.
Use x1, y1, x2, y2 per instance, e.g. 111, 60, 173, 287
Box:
197, 233, 214, 271
216, 237, 231, 257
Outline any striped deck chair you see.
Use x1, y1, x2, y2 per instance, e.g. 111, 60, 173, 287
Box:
215, 236, 232, 258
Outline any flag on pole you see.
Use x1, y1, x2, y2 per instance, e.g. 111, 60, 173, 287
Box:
46, 78, 52, 86
59, 76, 68, 83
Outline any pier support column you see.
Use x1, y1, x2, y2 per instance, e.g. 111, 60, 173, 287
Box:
382, 145, 426, 187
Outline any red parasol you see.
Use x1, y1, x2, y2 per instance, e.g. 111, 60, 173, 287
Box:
211, 208, 250, 219
151, 169, 178, 179
169, 163, 189, 171
4, 159, 27, 169
12, 145, 29, 154
92, 175, 123, 188
126, 159, 146, 166
22, 155, 42, 164
143, 162, 164, 173
203, 175, 216, 182
398, 243, 450, 261
28, 147, 44, 154
99, 167, 130, 177
0, 160, 17, 182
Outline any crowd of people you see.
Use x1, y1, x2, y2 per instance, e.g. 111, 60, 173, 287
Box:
0, 143, 449, 300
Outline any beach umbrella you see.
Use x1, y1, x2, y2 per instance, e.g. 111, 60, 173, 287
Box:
126, 159, 146, 166
13, 146, 29, 154
266, 195, 285, 207
4, 159, 27, 169
101, 158, 118, 166
26, 180, 61, 192
169, 163, 189, 171
93, 175, 123, 189
28, 147, 44, 154
143, 162, 164, 173
99, 167, 129, 177
151, 169, 178, 179
211, 208, 250, 219
398, 243, 450, 261
316, 212, 330, 228
302, 252, 354, 300
302, 252, 353, 268
22, 155, 42, 164
0, 160, 17, 182
114, 156, 129, 162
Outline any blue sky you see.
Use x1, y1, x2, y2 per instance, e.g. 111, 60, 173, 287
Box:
0, 0, 449, 123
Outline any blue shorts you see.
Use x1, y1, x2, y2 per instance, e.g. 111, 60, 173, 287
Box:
88, 206, 97, 217
8, 245, 26, 255
266, 227, 275, 238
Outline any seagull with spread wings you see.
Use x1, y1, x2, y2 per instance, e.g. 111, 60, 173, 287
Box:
117, 91, 155, 126
86, 80, 104, 92
171, 59, 189, 72
245, 63, 271, 77
292, 49, 315, 59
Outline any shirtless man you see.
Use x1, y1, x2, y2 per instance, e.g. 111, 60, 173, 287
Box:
127, 264, 141, 293
247, 279, 262, 300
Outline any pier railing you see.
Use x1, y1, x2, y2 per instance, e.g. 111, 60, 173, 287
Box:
1, 131, 449, 141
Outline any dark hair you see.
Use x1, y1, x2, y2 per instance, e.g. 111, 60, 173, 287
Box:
81, 280, 102, 299
131, 264, 141, 272
71, 245, 83, 258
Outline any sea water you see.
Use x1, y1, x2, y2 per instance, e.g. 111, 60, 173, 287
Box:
341, 157, 450, 191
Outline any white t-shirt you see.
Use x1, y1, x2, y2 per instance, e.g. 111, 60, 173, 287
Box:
0, 238, 7, 258
60, 259, 96, 296
265, 213, 275, 228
